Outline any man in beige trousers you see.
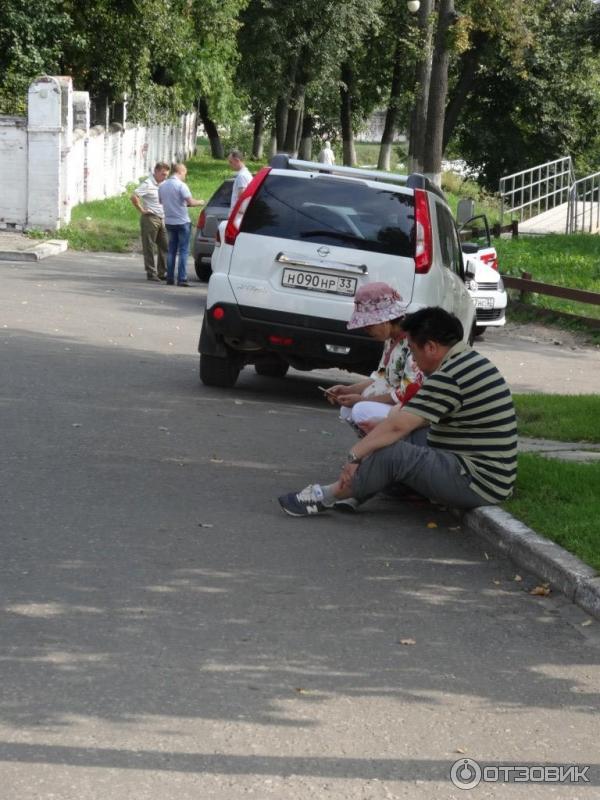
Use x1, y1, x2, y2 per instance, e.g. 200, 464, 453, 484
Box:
131, 162, 170, 281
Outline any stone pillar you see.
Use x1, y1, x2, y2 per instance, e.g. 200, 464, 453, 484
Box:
57, 76, 73, 225
27, 76, 63, 230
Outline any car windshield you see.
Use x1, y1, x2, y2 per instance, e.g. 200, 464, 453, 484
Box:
240, 174, 414, 257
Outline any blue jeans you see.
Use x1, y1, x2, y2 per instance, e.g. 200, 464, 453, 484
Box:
166, 222, 191, 283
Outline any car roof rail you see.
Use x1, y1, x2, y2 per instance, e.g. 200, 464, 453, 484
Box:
268, 155, 410, 186
407, 172, 446, 200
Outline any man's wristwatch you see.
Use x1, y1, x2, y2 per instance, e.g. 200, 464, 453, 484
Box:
347, 450, 362, 465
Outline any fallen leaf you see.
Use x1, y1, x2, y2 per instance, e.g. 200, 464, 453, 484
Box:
71, 423, 82, 428
448, 526, 461, 531
198, 523, 214, 528
398, 638, 416, 646
514, 574, 523, 582
455, 748, 466, 754
210, 458, 224, 463
530, 585, 551, 597
581, 620, 593, 627
492, 579, 501, 585
158, 426, 169, 432
427, 522, 438, 529
294, 687, 309, 694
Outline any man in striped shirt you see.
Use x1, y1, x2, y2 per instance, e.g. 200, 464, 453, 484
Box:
279, 307, 518, 517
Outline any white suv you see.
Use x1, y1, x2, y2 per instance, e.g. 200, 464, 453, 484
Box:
199, 155, 476, 387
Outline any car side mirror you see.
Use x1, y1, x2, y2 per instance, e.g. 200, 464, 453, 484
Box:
204, 215, 219, 238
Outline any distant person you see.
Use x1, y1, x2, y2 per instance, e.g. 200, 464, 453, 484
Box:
158, 163, 204, 287
130, 162, 170, 282
228, 150, 253, 211
317, 141, 335, 165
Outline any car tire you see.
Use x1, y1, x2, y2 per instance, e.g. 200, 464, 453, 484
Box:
475, 325, 487, 337
468, 322, 477, 346
254, 358, 289, 378
194, 258, 212, 282
199, 354, 241, 388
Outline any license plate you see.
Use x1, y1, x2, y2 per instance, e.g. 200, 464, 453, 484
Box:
281, 268, 357, 296
475, 297, 494, 309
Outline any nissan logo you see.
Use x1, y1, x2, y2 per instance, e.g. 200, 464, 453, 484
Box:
317, 246, 330, 257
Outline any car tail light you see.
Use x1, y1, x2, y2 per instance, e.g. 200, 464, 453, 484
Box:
211, 306, 225, 320
196, 209, 206, 230
225, 167, 271, 246
480, 251, 499, 271
414, 188, 433, 274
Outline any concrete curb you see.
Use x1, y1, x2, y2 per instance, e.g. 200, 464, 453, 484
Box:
462, 506, 600, 621
0, 239, 68, 262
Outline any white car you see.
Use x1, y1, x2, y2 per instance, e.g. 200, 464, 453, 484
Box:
200, 155, 476, 387
460, 215, 507, 335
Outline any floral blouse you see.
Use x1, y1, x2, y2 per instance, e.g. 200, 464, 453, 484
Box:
362, 335, 423, 406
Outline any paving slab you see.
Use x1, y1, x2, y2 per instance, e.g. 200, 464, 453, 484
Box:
0, 232, 68, 261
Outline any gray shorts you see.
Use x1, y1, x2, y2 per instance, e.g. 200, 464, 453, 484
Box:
351, 430, 489, 510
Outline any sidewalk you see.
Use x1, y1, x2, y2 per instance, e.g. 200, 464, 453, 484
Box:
0, 231, 67, 261
462, 436, 600, 621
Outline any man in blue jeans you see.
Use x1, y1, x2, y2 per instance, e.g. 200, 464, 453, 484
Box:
158, 163, 204, 286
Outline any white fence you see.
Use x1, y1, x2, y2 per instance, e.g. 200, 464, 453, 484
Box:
0, 76, 197, 231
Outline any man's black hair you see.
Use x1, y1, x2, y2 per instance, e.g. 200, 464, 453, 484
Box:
401, 307, 464, 347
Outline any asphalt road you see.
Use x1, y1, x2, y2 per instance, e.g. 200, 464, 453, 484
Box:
1, 251, 599, 799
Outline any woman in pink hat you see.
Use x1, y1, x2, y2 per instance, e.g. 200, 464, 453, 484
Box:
325, 282, 424, 435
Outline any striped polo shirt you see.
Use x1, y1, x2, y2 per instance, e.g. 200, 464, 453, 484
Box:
404, 342, 518, 503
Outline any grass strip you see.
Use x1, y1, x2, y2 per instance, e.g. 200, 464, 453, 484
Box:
504, 454, 600, 572
513, 394, 600, 442
496, 233, 600, 320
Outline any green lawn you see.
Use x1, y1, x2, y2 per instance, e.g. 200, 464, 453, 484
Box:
513, 393, 600, 442
504, 454, 600, 572
496, 233, 600, 320
503, 393, 600, 571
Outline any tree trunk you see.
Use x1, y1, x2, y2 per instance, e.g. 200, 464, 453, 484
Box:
378, 41, 404, 172
198, 96, 223, 159
275, 96, 289, 152
443, 31, 488, 151
284, 86, 305, 154
298, 113, 314, 160
423, 0, 455, 185
408, 0, 434, 173
294, 102, 305, 154
251, 111, 265, 159
268, 128, 277, 159
340, 62, 357, 167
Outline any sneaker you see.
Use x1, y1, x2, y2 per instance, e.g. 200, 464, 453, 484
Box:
333, 497, 360, 513
177, 280, 190, 287
278, 484, 330, 517
165, 279, 175, 286
146, 274, 161, 282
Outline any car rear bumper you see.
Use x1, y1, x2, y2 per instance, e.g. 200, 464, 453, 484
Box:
199, 302, 380, 373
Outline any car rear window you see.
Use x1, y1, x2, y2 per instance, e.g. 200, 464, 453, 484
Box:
208, 180, 233, 207
240, 174, 414, 257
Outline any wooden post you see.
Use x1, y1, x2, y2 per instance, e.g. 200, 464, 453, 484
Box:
511, 219, 519, 239
520, 271, 532, 304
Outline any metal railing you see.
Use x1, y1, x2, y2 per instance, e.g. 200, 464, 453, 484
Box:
566, 171, 600, 233
499, 156, 574, 225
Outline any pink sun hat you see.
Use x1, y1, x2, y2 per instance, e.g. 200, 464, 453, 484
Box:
347, 282, 410, 330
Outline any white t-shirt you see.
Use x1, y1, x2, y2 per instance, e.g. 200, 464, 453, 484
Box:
230, 166, 253, 210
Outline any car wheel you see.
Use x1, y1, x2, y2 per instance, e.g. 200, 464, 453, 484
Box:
194, 258, 212, 282
254, 358, 289, 378
475, 325, 487, 337
199, 354, 241, 388
468, 322, 477, 346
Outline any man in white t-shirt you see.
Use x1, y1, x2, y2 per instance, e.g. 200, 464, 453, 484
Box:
158, 163, 204, 286
228, 150, 253, 211
131, 162, 170, 281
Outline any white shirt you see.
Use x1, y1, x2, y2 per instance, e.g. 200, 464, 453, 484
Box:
230, 166, 252, 210
134, 174, 164, 217
158, 175, 192, 225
